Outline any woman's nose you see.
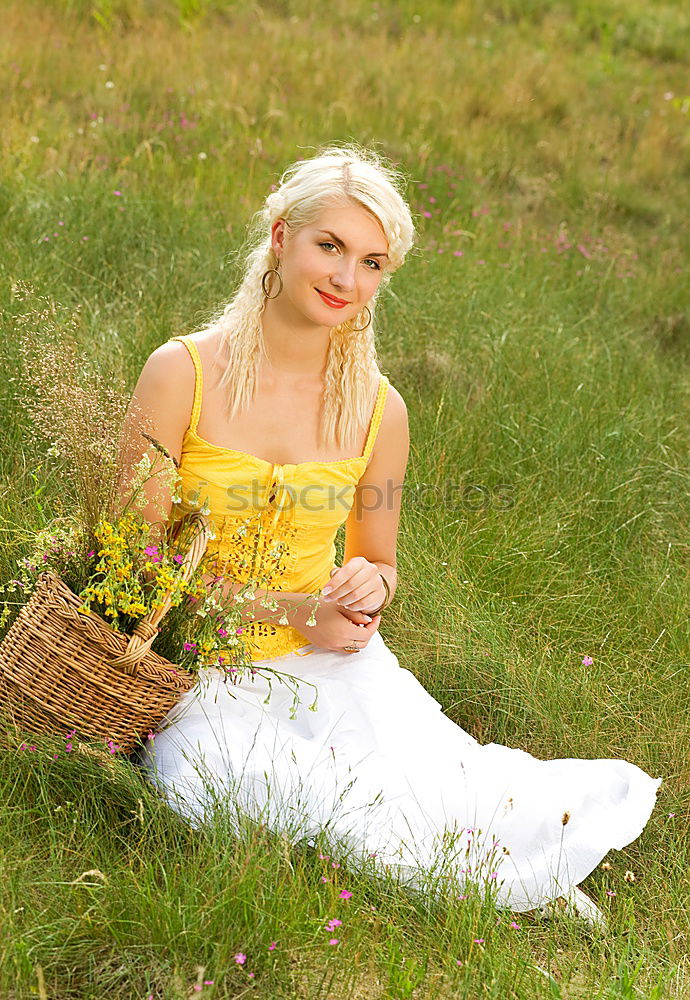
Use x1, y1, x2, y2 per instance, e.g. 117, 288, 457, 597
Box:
331, 260, 357, 290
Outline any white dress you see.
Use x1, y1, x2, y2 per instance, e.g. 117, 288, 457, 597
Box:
136, 629, 660, 912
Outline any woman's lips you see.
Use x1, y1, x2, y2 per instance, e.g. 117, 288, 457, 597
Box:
316, 288, 349, 308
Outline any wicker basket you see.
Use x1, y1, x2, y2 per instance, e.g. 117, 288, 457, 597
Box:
0, 510, 212, 752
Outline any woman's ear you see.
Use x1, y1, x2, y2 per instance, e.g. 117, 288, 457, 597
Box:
271, 218, 286, 258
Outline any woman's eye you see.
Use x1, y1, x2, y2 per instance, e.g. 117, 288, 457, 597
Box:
319, 242, 380, 270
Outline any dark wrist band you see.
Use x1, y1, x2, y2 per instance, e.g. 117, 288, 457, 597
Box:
367, 573, 391, 616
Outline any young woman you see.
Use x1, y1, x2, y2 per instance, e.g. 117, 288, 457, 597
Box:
126, 144, 660, 926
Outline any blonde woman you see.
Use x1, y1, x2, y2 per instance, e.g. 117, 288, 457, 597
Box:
125, 144, 660, 926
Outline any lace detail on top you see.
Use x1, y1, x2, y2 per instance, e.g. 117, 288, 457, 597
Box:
168, 334, 390, 662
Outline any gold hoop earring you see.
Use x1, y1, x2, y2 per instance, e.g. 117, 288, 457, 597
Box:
349, 305, 372, 332
262, 268, 283, 299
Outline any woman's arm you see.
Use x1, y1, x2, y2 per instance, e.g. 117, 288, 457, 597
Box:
321, 385, 410, 613
115, 341, 194, 546
200, 570, 318, 627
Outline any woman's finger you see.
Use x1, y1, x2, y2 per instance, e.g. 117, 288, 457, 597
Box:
323, 568, 378, 604
339, 607, 373, 624
322, 573, 358, 602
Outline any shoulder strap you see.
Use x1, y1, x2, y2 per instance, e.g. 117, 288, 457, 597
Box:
362, 374, 390, 462
169, 335, 203, 433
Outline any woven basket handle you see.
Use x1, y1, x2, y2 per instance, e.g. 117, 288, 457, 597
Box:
109, 510, 212, 677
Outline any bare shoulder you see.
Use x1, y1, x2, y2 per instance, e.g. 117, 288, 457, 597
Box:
362, 377, 409, 480
125, 339, 196, 466
382, 380, 408, 418
379, 379, 409, 439
144, 337, 194, 378
137, 338, 196, 404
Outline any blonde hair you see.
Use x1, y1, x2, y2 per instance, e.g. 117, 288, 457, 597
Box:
196, 142, 416, 452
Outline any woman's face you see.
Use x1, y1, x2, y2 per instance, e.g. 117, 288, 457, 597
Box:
271, 200, 389, 326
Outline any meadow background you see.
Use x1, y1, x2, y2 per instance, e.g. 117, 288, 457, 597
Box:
1, 0, 690, 996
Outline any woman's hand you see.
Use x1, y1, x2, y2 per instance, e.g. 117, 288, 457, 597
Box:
291, 598, 381, 653
320, 557, 387, 614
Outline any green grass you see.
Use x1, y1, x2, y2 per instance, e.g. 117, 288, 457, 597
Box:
1, 0, 689, 995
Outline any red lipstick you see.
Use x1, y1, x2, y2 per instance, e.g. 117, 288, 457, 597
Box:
316, 289, 349, 308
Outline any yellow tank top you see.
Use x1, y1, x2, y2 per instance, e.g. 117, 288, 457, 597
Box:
167, 335, 390, 663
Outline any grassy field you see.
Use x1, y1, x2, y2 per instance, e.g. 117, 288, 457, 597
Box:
1, 0, 690, 996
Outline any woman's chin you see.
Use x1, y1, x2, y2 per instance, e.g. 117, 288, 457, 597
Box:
307, 308, 350, 329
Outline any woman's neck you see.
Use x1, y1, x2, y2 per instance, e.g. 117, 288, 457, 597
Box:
260, 296, 331, 379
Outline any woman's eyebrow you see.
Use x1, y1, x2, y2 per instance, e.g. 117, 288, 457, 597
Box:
318, 230, 389, 259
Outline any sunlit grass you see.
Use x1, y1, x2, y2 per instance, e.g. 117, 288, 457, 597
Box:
1, 0, 689, 996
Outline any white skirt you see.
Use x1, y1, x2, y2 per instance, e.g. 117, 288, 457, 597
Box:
136, 630, 661, 912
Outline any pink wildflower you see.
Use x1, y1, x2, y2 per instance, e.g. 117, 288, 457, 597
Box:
582, 655, 593, 666
234, 952, 246, 964
339, 889, 352, 900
